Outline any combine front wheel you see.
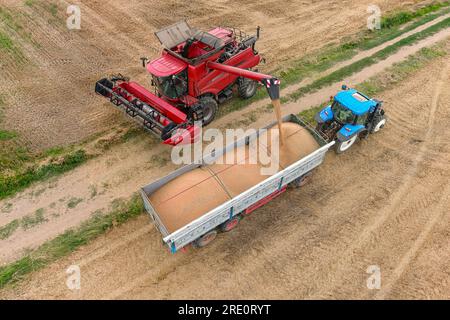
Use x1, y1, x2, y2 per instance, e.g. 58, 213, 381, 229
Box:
238, 77, 258, 99
199, 96, 218, 126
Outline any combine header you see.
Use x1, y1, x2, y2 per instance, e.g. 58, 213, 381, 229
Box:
95, 21, 281, 146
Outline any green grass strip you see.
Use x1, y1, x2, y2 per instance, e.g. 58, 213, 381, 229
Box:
0, 150, 89, 200
381, 1, 449, 29
289, 17, 449, 101
0, 194, 144, 288
298, 42, 448, 124
218, 4, 450, 116
0, 130, 17, 141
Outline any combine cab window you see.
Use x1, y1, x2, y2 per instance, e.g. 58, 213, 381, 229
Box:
153, 70, 187, 99
331, 101, 355, 124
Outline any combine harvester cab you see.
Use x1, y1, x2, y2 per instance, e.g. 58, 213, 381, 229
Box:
95, 20, 266, 146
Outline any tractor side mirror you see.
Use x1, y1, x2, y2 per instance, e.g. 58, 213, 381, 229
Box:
341, 84, 348, 90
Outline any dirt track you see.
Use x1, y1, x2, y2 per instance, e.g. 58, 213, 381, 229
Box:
1, 50, 449, 299
1, 0, 412, 150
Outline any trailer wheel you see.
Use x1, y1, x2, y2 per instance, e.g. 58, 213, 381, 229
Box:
199, 96, 218, 126
220, 216, 240, 232
238, 77, 258, 99
290, 172, 313, 188
193, 230, 218, 248
335, 135, 357, 154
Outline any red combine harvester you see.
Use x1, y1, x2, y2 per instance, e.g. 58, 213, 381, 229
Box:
95, 21, 281, 146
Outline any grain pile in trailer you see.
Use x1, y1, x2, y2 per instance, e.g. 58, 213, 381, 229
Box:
149, 122, 320, 233
149, 168, 232, 233
260, 122, 320, 169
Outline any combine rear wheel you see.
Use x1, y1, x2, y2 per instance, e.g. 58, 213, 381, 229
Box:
193, 230, 218, 248
199, 96, 218, 126
238, 77, 258, 99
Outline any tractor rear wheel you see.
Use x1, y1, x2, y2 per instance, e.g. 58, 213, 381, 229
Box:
193, 230, 218, 248
199, 96, 218, 126
238, 77, 258, 99
335, 135, 358, 154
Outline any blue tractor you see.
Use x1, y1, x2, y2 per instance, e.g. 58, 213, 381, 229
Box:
315, 85, 386, 153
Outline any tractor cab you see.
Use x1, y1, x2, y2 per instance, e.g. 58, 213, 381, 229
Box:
328, 87, 376, 124
315, 85, 386, 153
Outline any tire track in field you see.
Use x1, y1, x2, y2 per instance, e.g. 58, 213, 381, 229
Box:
374, 63, 449, 299
311, 58, 449, 298
375, 183, 450, 299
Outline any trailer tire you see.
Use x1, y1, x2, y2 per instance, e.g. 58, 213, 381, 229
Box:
220, 216, 240, 232
290, 171, 313, 188
199, 96, 218, 126
161, 122, 178, 141
238, 77, 258, 99
371, 116, 386, 133
193, 230, 218, 248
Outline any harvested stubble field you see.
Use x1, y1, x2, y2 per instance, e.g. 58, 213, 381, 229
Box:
0, 0, 449, 299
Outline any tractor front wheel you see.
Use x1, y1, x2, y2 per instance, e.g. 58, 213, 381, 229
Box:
199, 96, 218, 126
335, 135, 358, 154
371, 116, 386, 133
238, 77, 258, 99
